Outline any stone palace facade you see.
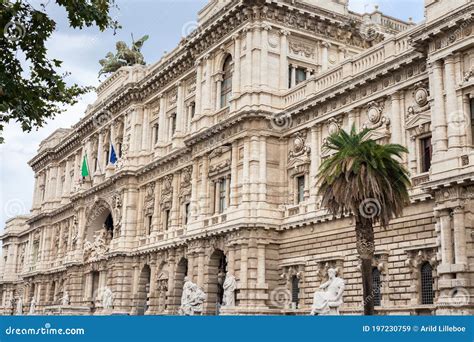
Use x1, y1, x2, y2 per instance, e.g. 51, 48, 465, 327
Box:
1, 0, 473, 315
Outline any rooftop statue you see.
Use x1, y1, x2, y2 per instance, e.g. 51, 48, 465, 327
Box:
99, 34, 149, 77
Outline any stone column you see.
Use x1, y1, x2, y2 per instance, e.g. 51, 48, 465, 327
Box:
260, 24, 270, 87
444, 55, 462, 150
215, 73, 223, 110
310, 125, 320, 204
176, 81, 185, 136
203, 54, 212, 114
279, 29, 290, 90
452, 205, 467, 266
141, 107, 151, 153
96, 130, 104, 175
230, 141, 239, 207
408, 136, 418, 175
195, 59, 203, 116
438, 210, 453, 265
145, 260, 157, 315
197, 251, 205, 287
321, 42, 330, 71
157, 95, 166, 144
258, 136, 267, 203
232, 34, 241, 96
242, 138, 250, 206
170, 175, 180, 230
290, 64, 296, 88
190, 159, 199, 221
430, 60, 448, 154
257, 244, 266, 287
391, 91, 402, 145
199, 155, 209, 218
245, 27, 253, 90
250, 136, 259, 205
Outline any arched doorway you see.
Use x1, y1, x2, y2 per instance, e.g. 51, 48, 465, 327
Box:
135, 265, 151, 315
85, 202, 114, 244
205, 249, 227, 315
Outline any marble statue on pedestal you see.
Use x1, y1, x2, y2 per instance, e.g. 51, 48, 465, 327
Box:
102, 287, 114, 311
61, 291, 70, 306
15, 297, 23, 315
222, 273, 236, 307
310, 268, 345, 315
179, 277, 207, 315
29, 298, 36, 315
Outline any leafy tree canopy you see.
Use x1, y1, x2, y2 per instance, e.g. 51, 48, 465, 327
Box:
0, 0, 120, 143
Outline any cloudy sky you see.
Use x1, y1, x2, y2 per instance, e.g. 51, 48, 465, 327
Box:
0, 0, 424, 231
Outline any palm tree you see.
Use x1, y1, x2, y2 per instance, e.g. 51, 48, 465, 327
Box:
317, 125, 411, 315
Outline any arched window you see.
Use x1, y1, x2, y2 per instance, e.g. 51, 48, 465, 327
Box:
372, 267, 382, 306
420, 262, 434, 304
291, 275, 300, 308
220, 55, 232, 108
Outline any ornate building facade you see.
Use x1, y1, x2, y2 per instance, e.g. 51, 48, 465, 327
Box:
1, 0, 473, 315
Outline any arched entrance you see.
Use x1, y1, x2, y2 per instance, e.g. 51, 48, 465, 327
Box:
85, 202, 114, 244
205, 249, 227, 315
135, 265, 151, 315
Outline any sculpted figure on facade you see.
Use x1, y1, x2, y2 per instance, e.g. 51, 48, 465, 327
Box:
83, 228, 110, 261
179, 277, 207, 316
61, 291, 70, 306
222, 273, 236, 307
29, 297, 36, 315
102, 287, 114, 311
99, 35, 149, 76
311, 268, 345, 315
15, 296, 23, 315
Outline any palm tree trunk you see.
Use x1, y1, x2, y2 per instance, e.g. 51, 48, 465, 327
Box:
355, 216, 375, 315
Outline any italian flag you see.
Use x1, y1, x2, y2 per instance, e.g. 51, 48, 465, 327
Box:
81, 154, 90, 178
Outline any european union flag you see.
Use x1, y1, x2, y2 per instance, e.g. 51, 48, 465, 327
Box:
109, 143, 117, 164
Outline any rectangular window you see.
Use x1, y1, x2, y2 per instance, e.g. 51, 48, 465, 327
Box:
420, 136, 432, 173
190, 102, 196, 118
164, 209, 171, 231
184, 203, 190, 225
147, 215, 152, 235
104, 149, 109, 167
297, 175, 305, 204
219, 178, 227, 213
295, 67, 307, 85
154, 124, 159, 144
94, 158, 98, 172
171, 114, 177, 136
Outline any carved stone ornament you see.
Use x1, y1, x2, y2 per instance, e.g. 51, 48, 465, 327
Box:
288, 131, 311, 161
161, 174, 173, 207
144, 182, 155, 216
327, 117, 342, 135
363, 100, 389, 130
